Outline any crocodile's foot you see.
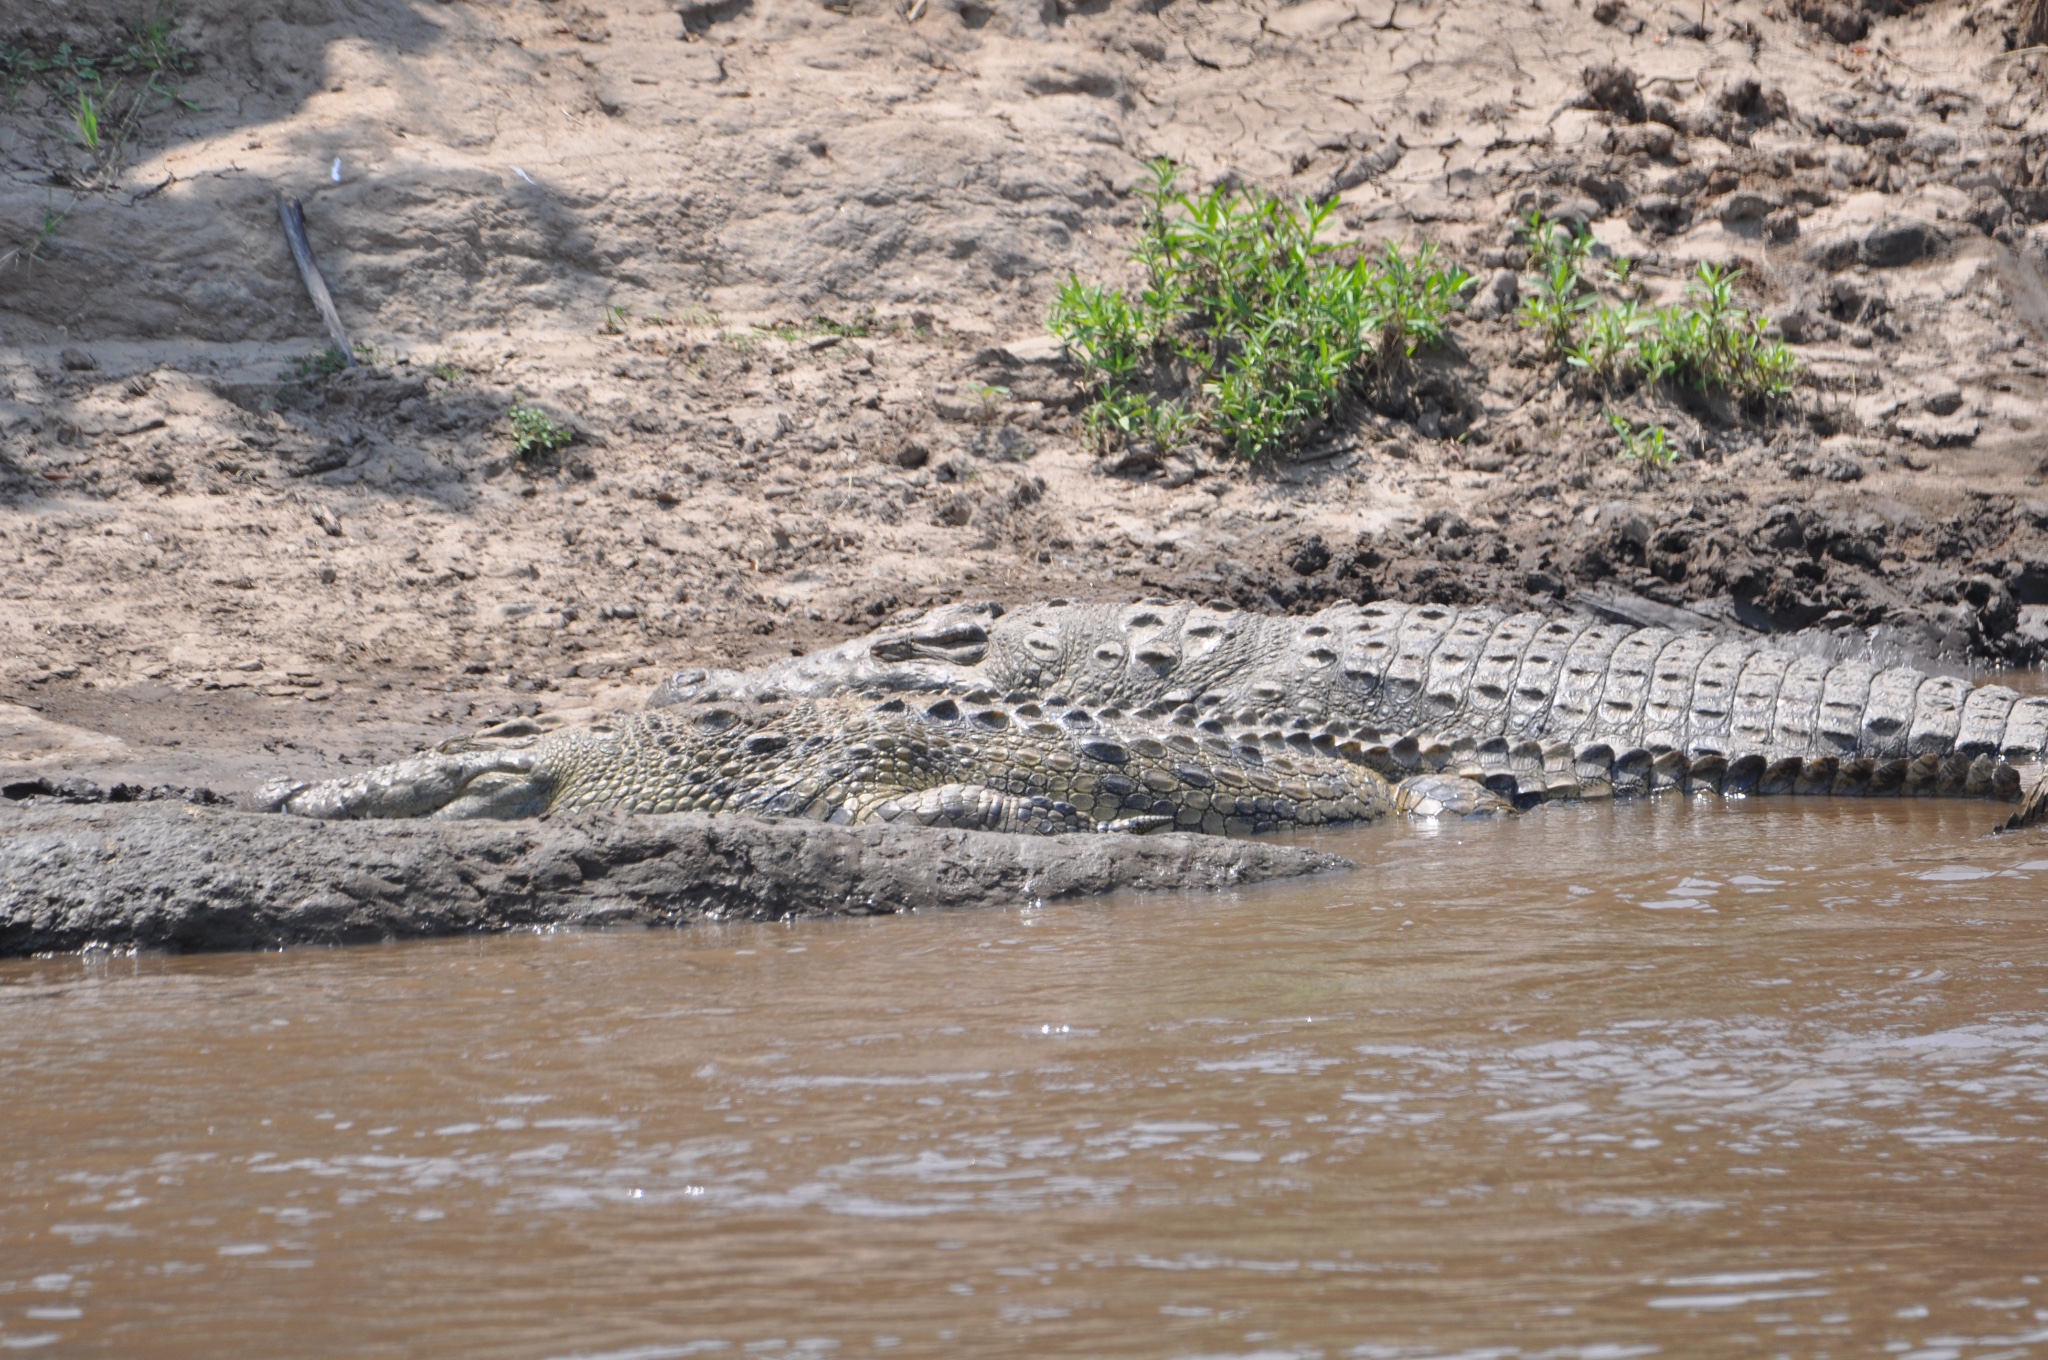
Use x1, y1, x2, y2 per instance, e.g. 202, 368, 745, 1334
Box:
2002, 774, 2048, 833
1392, 774, 1511, 819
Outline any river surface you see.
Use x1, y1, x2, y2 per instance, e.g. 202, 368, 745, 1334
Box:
3, 796, 2048, 1358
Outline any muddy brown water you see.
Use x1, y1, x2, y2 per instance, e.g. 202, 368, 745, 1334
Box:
4, 795, 2048, 1358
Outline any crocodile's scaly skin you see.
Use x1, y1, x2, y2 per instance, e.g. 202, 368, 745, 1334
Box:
653, 598, 2048, 820
269, 601, 2048, 833
263, 692, 1468, 834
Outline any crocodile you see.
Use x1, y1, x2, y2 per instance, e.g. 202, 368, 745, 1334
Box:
650, 598, 2048, 828
266, 599, 2048, 833
260, 691, 1503, 832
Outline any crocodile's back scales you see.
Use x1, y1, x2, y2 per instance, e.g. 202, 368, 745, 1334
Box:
274, 601, 2048, 833
665, 600, 2048, 810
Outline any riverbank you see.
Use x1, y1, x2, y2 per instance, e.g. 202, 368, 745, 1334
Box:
0, 800, 1347, 955
7, 0, 2048, 947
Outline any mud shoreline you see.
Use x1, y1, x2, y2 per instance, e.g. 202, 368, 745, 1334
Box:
7, 0, 2048, 950
0, 802, 1348, 956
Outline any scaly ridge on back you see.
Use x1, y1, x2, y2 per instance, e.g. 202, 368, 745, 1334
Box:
646, 599, 2048, 827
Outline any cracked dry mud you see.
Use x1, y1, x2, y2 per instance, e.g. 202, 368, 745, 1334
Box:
4, 0, 2048, 816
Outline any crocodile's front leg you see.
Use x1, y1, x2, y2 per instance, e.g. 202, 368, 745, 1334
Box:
2005, 773, 2048, 832
1392, 774, 1510, 818
859, 783, 1161, 835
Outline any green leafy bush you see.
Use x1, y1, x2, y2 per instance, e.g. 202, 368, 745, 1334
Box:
1048, 159, 1472, 461
509, 404, 575, 458
1515, 211, 1798, 407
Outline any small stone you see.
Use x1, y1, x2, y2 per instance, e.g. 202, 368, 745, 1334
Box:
59, 348, 98, 371
1287, 536, 1332, 576
2015, 604, 2048, 651
1627, 194, 1691, 236
1922, 386, 1963, 416
1895, 414, 1979, 448
894, 441, 930, 469
1608, 123, 1673, 158
1579, 63, 1645, 123
1470, 268, 1520, 321
1772, 304, 1833, 344
1545, 197, 1604, 235
1720, 191, 1774, 223
1803, 233, 1860, 272
1861, 216, 1936, 268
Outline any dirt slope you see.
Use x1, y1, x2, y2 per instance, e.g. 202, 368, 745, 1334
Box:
4, 0, 2048, 791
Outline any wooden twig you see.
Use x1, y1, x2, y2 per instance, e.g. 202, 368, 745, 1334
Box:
277, 194, 353, 367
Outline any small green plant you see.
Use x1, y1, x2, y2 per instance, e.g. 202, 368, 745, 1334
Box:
509, 403, 575, 457
1514, 211, 1598, 356
601, 303, 630, 335
1, 43, 33, 105
811, 310, 874, 337
0, 198, 72, 270
1049, 158, 1472, 460
10, 6, 198, 190
968, 383, 1009, 422
74, 91, 101, 149
290, 346, 350, 378
1523, 220, 1798, 407
1566, 299, 1642, 385
1645, 263, 1799, 401
431, 360, 467, 384
1606, 410, 1677, 471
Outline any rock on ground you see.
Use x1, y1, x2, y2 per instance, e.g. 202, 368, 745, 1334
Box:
0, 804, 1350, 956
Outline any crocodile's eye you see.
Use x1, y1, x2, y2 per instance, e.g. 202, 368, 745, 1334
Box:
694, 708, 741, 734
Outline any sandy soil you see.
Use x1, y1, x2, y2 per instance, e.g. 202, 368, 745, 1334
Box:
5, 0, 2048, 796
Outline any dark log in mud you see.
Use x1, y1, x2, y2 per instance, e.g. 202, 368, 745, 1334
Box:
0, 805, 1348, 956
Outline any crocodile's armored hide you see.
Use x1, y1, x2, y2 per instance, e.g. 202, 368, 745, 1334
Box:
653, 599, 2048, 810
271, 601, 2048, 834
265, 692, 1409, 834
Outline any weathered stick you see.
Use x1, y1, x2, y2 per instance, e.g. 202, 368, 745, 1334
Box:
277, 194, 353, 367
